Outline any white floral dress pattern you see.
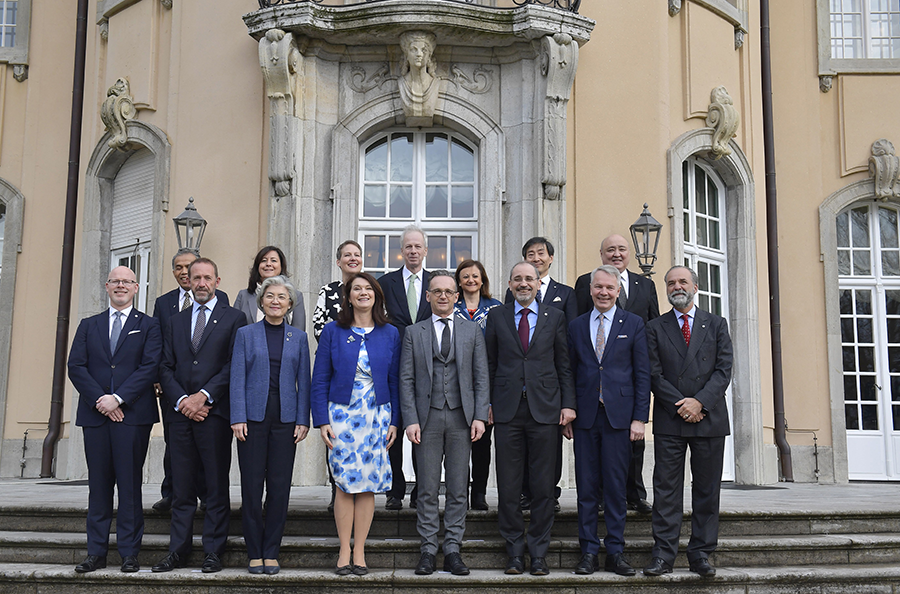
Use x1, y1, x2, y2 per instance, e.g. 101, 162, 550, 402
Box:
327, 326, 393, 493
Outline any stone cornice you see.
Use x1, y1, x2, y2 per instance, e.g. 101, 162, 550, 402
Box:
243, 0, 594, 48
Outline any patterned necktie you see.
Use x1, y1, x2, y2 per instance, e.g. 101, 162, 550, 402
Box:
181, 292, 192, 312
518, 308, 531, 353
596, 314, 606, 402
110, 311, 122, 354
439, 318, 450, 358
407, 273, 418, 321
681, 313, 691, 346
617, 279, 627, 309
536, 286, 543, 304
192, 305, 207, 352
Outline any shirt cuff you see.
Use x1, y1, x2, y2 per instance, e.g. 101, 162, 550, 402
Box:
201, 389, 213, 404
176, 395, 188, 412
112, 394, 124, 405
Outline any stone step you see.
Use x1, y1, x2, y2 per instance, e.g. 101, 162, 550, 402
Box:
4, 530, 900, 570
2, 562, 900, 594
4, 505, 900, 538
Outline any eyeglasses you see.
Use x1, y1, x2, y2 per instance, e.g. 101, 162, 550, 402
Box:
107, 279, 138, 286
428, 289, 458, 297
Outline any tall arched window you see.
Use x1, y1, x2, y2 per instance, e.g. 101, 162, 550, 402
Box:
837, 202, 900, 480
109, 148, 154, 312
358, 130, 478, 275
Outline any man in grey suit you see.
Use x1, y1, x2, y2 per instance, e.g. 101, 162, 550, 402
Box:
400, 270, 489, 577
643, 265, 733, 578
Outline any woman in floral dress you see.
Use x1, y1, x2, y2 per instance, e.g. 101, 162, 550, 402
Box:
311, 272, 400, 576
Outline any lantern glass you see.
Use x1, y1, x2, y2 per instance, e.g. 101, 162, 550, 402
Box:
629, 203, 663, 276
172, 197, 207, 251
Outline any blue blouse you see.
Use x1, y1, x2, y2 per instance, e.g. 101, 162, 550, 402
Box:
454, 296, 502, 333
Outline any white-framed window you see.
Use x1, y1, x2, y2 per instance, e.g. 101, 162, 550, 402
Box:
0, 0, 28, 65
831, 0, 900, 59
682, 157, 727, 318
110, 147, 154, 313
111, 243, 150, 313
359, 130, 478, 275
0, 1, 15, 48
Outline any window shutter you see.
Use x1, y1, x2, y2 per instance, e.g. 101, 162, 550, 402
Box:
111, 148, 154, 250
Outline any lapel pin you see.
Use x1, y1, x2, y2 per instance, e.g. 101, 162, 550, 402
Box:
213, 320, 218, 324
347, 335, 356, 343
287, 332, 292, 338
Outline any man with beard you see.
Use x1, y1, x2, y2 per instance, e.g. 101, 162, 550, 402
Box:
643, 265, 733, 578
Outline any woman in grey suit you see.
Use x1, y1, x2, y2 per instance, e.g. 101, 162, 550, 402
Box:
230, 275, 311, 575
233, 246, 306, 330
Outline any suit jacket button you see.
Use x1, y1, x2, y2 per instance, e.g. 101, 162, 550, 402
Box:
599, 366, 603, 370
193, 361, 198, 365
111, 365, 115, 369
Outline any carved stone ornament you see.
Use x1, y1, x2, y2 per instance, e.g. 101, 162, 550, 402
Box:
735, 28, 745, 50
348, 63, 392, 93
259, 29, 303, 197
819, 75, 833, 93
869, 139, 900, 200
12, 65, 27, 83
100, 78, 136, 152
99, 20, 109, 41
160, 0, 172, 8
398, 31, 440, 127
705, 86, 740, 160
669, 0, 682, 16
450, 65, 493, 94
540, 33, 578, 200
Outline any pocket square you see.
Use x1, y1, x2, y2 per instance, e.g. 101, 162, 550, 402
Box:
553, 296, 562, 302
617, 334, 628, 338
127, 330, 141, 335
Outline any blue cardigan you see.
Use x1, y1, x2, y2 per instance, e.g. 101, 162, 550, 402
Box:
310, 321, 400, 428
230, 321, 311, 426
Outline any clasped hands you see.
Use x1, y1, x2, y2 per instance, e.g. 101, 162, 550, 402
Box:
180, 392, 211, 422
95, 394, 123, 422
677, 397, 705, 423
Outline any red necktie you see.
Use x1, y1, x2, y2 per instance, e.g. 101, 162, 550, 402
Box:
518, 308, 531, 353
681, 314, 691, 346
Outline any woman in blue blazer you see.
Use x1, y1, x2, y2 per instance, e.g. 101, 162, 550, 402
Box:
453, 259, 501, 511
311, 272, 399, 575
230, 275, 310, 575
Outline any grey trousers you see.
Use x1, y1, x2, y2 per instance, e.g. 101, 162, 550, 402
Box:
415, 404, 471, 555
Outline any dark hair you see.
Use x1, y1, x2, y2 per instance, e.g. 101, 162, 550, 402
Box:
188, 257, 218, 279
455, 259, 492, 300
522, 236, 554, 258
336, 272, 391, 328
247, 246, 288, 293
171, 247, 199, 269
335, 239, 362, 261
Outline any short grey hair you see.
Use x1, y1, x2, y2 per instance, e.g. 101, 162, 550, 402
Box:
255, 275, 297, 315
401, 224, 428, 247
591, 265, 621, 286
428, 269, 457, 291
509, 261, 540, 280
665, 265, 700, 286
171, 247, 199, 269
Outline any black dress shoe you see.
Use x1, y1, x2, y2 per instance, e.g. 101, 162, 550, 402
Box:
505, 556, 524, 575
264, 562, 280, 575
335, 564, 352, 576
519, 495, 531, 510
385, 496, 403, 510
574, 553, 600, 575
351, 564, 368, 575
415, 552, 436, 575
248, 562, 264, 574
530, 557, 549, 576
470, 492, 488, 511
409, 498, 417, 509
120, 555, 139, 573
605, 553, 636, 576
201, 552, 223, 573
443, 552, 469, 575
597, 500, 605, 513
689, 557, 717, 577
198, 500, 207, 512
553, 497, 561, 513
151, 551, 185, 573
152, 497, 172, 512
643, 556, 673, 576
75, 555, 107, 573
628, 499, 653, 514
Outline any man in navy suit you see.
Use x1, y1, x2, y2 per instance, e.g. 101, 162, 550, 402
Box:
151, 247, 229, 512
504, 237, 577, 510
574, 234, 659, 514
565, 265, 650, 576
152, 258, 246, 573
68, 266, 162, 573
379, 225, 431, 510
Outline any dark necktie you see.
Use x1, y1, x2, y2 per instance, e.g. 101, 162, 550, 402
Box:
439, 318, 450, 358
192, 305, 207, 352
110, 311, 122, 354
681, 314, 691, 346
181, 292, 192, 312
518, 308, 531, 353
617, 279, 627, 309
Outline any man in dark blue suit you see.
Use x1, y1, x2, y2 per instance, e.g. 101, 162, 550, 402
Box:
566, 265, 650, 576
504, 237, 577, 510
378, 225, 431, 510
152, 258, 246, 573
68, 266, 162, 573
151, 247, 228, 512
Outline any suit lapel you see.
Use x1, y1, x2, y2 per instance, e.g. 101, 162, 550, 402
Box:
625, 276, 639, 310
682, 309, 709, 370
112, 310, 141, 357
94, 314, 113, 362
662, 310, 689, 359
418, 322, 433, 379
415, 270, 431, 322
390, 269, 411, 326
600, 312, 625, 364
502, 303, 525, 355
195, 301, 225, 352
531, 302, 550, 348
543, 280, 558, 306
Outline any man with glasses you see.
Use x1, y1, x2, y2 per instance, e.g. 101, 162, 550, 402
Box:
68, 267, 162, 573
399, 270, 489, 576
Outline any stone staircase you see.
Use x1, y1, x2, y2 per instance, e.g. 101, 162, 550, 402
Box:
1, 489, 900, 592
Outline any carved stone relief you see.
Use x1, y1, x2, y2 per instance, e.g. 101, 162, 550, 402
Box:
398, 31, 440, 127
348, 63, 392, 93
734, 28, 745, 49
12, 65, 27, 83
160, 0, 172, 8
99, 20, 109, 42
450, 65, 493, 94
869, 139, 900, 200
100, 78, 136, 151
706, 86, 740, 160
540, 33, 578, 200
819, 75, 833, 93
669, 0, 682, 16
258, 29, 303, 197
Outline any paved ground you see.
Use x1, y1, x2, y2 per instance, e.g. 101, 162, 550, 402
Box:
0, 479, 897, 514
